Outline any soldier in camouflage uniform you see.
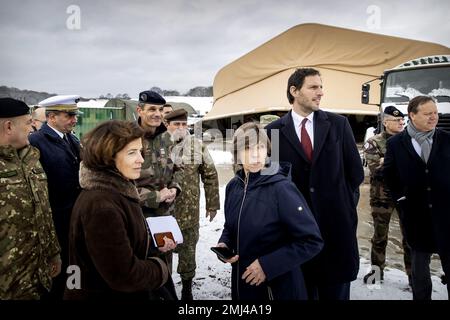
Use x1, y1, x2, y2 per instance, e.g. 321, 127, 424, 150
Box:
363, 106, 411, 285
0, 98, 61, 299
165, 109, 220, 300
134, 91, 183, 275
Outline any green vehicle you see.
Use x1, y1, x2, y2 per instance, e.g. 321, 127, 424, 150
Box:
74, 98, 139, 139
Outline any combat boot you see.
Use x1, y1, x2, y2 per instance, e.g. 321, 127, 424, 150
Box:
181, 279, 193, 300
363, 269, 384, 284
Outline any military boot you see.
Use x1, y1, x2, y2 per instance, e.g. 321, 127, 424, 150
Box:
181, 279, 193, 300
363, 269, 384, 284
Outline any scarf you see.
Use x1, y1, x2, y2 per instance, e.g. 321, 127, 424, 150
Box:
406, 122, 435, 163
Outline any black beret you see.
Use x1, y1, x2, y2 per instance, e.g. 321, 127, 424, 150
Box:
0, 98, 31, 118
384, 106, 405, 118
165, 109, 188, 122
139, 90, 166, 105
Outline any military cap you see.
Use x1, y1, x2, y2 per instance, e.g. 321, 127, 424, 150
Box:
259, 114, 280, 125
139, 90, 166, 105
165, 109, 188, 122
383, 106, 405, 118
0, 97, 31, 118
38, 95, 83, 115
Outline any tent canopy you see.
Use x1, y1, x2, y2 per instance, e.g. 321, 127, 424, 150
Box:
206, 23, 450, 120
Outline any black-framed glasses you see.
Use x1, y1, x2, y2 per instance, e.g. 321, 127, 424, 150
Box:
385, 118, 405, 123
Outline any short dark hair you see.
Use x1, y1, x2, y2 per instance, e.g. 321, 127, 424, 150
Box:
81, 120, 144, 171
287, 68, 321, 104
232, 122, 271, 164
407, 96, 435, 117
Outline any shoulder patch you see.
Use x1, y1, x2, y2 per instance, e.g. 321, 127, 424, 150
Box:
363, 140, 379, 155
363, 141, 373, 151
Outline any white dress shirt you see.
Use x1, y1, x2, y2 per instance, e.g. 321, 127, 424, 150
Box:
291, 110, 314, 148
48, 124, 65, 139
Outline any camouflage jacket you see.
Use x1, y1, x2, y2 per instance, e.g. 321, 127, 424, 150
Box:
135, 124, 183, 217
363, 132, 394, 205
0, 145, 61, 300
171, 135, 220, 230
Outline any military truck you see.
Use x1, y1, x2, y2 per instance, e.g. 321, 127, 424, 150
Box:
362, 55, 450, 134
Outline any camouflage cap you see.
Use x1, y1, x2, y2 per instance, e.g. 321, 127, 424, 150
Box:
259, 114, 280, 125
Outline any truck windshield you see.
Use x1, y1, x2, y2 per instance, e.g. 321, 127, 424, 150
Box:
384, 66, 450, 103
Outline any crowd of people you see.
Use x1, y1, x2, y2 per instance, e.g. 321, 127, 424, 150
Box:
1, 67, 449, 301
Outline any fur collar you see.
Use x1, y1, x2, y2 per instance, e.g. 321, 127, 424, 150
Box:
79, 162, 140, 201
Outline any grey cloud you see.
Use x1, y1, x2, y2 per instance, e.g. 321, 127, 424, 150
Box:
1, 0, 449, 97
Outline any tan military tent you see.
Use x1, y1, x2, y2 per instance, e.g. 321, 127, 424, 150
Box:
205, 23, 450, 120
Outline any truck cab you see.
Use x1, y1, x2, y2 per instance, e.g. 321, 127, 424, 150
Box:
362, 55, 450, 137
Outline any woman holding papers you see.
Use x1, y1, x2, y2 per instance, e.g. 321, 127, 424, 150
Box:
217, 122, 323, 300
64, 120, 176, 300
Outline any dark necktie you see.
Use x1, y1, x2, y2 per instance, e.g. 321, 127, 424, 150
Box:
300, 118, 313, 162
63, 134, 73, 152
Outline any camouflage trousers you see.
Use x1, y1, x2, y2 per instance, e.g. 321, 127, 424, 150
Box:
370, 203, 412, 275
174, 227, 199, 281
0, 279, 45, 300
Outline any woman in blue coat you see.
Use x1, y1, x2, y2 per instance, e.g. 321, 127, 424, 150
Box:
217, 122, 323, 300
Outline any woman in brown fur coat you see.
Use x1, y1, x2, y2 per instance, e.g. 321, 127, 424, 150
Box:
64, 120, 176, 300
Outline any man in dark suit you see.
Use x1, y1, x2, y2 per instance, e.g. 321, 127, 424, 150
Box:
384, 95, 450, 300
29, 95, 82, 299
266, 68, 364, 300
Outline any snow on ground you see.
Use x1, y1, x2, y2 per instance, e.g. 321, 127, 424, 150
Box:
163, 96, 213, 116
170, 147, 448, 300
207, 149, 233, 165
352, 258, 447, 300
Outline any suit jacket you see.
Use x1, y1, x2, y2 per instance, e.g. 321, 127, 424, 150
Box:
29, 123, 81, 261
383, 129, 450, 254
266, 110, 364, 284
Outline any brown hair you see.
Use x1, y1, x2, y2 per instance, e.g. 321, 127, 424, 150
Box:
232, 122, 271, 164
407, 96, 435, 117
287, 68, 321, 104
81, 120, 144, 171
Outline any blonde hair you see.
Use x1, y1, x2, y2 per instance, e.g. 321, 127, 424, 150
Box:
232, 122, 271, 164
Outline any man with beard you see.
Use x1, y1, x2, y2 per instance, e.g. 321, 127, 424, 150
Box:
164, 109, 219, 300
266, 68, 364, 300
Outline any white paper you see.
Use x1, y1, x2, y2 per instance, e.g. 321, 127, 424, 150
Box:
146, 215, 184, 246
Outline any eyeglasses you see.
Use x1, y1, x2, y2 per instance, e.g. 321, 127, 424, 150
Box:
385, 118, 405, 123
170, 122, 188, 127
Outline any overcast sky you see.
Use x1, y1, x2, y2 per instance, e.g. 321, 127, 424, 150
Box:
1, 0, 449, 98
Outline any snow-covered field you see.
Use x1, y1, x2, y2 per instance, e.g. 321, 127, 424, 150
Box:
170, 147, 448, 300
